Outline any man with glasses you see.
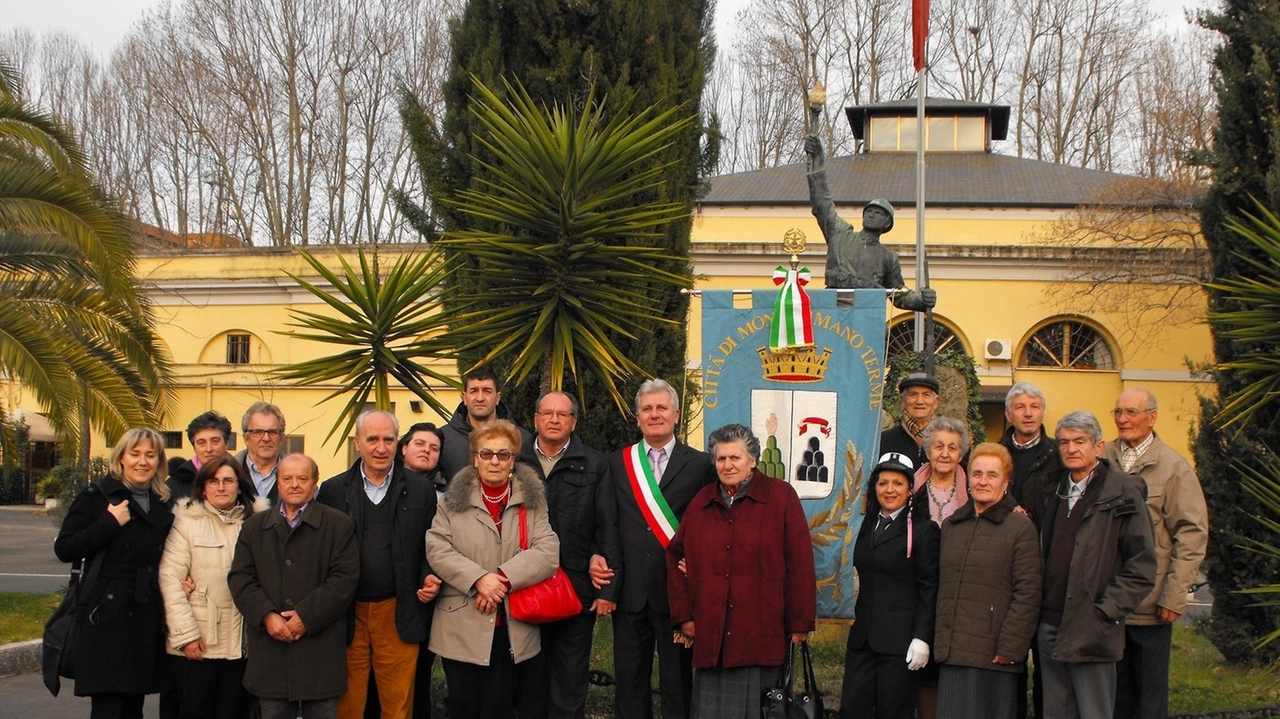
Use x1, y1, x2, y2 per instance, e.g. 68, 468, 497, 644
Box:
237, 402, 287, 501
1036, 411, 1155, 719
516, 391, 622, 719
316, 410, 440, 719
1105, 389, 1208, 719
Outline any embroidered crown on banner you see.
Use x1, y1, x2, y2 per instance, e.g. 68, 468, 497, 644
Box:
757, 345, 832, 383
759, 227, 831, 383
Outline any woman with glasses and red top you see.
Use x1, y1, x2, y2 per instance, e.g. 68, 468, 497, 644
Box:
426, 420, 559, 719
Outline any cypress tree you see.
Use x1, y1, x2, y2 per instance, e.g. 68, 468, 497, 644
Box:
1192, 0, 1280, 665
402, 0, 718, 448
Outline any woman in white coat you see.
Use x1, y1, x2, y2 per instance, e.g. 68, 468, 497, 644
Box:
159, 454, 266, 719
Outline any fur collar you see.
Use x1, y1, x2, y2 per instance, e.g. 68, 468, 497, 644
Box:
442, 462, 545, 513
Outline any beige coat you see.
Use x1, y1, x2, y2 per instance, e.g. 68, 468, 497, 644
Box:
160, 497, 268, 658
427, 464, 558, 665
1106, 433, 1209, 624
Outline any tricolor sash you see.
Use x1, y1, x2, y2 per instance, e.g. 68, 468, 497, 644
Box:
622, 443, 679, 547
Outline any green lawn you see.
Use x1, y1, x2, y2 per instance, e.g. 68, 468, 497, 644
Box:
0, 592, 61, 645
5, 593, 1275, 716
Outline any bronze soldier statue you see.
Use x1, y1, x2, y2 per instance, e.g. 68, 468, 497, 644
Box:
804, 135, 936, 312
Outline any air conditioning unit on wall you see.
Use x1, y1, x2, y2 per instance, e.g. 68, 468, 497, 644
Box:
984, 338, 1013, 361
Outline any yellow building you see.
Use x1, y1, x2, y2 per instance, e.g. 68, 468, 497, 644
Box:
4, 98, 1210, 485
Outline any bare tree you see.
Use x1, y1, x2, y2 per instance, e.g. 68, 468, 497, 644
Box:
1123, 24, 1218, 182
1013, 0, 1154, 169
4, 0, 460, 246
1036, 176, 1210, 342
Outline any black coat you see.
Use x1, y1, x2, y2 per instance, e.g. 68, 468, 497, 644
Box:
165, 459, 198, 506
519, 434, 623, 606
229, 502, 359, 701
53, 474, 174, 696
437, 402, 533, 483
315, 463, 437, 643
848, 507, 941, 655
999, 426, 1063, 526
605, 441, 715, 614
878, 425, 927, 470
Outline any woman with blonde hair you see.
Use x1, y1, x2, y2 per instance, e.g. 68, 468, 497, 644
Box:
54, 428, 176, 718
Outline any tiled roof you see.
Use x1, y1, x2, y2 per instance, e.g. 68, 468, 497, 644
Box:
700, 152, 1159, 209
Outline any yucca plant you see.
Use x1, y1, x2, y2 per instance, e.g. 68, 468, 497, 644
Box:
0, 56, 171, 461
1206, 200, 1280, 651
426, 77, 695, 412
273, 246, 458, 446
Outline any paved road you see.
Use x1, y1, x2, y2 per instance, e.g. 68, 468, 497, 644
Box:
0, 506, 69, 593
0, 670, 158, 718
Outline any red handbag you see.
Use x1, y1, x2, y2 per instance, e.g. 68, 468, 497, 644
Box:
507, 505, 583, 623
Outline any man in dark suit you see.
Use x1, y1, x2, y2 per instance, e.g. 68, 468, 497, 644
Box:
607, 379, 714, 719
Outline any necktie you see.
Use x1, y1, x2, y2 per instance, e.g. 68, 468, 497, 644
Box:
875, 514, 892, 541
649, 447, 666, 483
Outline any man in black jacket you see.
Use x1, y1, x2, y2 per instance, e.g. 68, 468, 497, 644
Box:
999, 382, 1064, 525
437, 366, 532, 482
517, 391, 623, 719
998, 382, 1063, 719
316, 410, 441, 719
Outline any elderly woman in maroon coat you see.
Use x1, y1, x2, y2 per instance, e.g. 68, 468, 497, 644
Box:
667, 423, 817, 719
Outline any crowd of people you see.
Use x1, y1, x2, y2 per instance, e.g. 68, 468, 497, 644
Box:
51, 368, 1208, 719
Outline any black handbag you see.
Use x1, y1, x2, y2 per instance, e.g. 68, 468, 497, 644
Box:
762, 640, 824, 719
42, 551, 103, 697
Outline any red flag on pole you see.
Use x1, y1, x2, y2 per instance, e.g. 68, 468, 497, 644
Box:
912, 0, 929, 71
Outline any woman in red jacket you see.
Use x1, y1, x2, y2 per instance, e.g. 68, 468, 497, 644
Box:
667, 423, 816, 719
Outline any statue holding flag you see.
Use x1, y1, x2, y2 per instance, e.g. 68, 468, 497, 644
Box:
802, 135, 936, 313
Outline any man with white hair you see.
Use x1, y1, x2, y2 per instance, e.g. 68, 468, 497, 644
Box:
316, 410, 441, 719
999, 382, 1063, 523
606, 379, 715, 719
1105, 389, 1208, 719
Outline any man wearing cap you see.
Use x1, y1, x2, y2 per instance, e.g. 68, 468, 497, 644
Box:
880, 373, 941, 469
1105, 389, 1208, 719
803, 135, 936, 312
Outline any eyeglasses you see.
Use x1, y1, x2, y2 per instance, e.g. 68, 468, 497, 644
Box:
245, 429, 283, 438
208, 477, 239, 486
475, 449, 514, 462
1111, 408, 1152, 419
536, 410, 575, 419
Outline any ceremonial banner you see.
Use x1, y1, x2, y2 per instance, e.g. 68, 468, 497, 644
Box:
701, 289, 888, 619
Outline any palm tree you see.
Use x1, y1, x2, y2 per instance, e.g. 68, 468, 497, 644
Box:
0, 56, 171, 462
426, 77, 695, 412
272, 246, 459, 445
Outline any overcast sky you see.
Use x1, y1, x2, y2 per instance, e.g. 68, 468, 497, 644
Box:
1, 0, 1208, 61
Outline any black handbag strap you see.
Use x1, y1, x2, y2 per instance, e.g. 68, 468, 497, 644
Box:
775, 640, 797, 694
798, 640, 818, 695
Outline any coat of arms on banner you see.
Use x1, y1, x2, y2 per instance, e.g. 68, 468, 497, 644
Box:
701, 233, 889, 618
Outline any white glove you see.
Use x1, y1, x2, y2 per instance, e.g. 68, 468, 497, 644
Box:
906, 638, 930, 671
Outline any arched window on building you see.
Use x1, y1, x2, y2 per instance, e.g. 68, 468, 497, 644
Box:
886, 315, 967, 362
1018, 318, 1116, 370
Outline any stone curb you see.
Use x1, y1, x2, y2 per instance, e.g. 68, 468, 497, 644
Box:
0, 639, 41, 679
